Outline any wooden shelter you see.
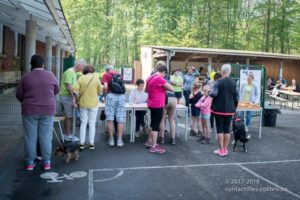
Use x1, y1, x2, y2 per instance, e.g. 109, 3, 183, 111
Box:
140, 46, 300, 85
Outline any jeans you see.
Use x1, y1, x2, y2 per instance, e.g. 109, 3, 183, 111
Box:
23, 115, 54, 165
79, 107, 98, 145
238, 111, 252, 127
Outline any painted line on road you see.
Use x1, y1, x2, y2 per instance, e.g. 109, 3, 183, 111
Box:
88, 170, 94, 200
238, 164, 300, 199
177, 124, 189, 129
90, 159, 300, 172
94, 170, 124, 182
88, 159, 300, 200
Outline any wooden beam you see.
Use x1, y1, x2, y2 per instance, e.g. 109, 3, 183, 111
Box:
153, 50, 167, 58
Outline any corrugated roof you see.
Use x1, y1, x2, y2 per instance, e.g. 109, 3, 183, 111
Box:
145, 45, 300, 60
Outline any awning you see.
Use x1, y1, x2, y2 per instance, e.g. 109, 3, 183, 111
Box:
0, 0, 75, 51
145, 45, 300, 61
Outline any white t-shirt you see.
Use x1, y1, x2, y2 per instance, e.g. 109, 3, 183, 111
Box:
129, 88, 148, 104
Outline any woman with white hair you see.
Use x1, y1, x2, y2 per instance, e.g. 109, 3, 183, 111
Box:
209, 64, 239, 157
239, 73, 258, 132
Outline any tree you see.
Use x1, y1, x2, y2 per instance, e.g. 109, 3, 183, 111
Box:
61, 0, 300, 66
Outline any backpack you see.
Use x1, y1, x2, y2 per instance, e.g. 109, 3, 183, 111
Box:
109, 73, 126, 94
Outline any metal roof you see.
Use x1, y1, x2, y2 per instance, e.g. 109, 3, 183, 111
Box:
0, 0, 75, 51
145, 45, 300, 60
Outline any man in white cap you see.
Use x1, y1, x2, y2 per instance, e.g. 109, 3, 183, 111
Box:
60, 59, 85, 141
101, 65, 126, 147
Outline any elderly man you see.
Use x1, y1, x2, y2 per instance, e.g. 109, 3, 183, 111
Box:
101, 65, 126, 147
60, 60, 85, 141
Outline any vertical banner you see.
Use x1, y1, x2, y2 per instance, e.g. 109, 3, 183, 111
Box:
239, 69, 261, 104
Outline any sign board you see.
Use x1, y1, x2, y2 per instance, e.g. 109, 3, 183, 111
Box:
123, 68, 133, 81
239, 69, 261, 104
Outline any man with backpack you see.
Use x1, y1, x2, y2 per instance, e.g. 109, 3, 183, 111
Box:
101, 65, 126, 147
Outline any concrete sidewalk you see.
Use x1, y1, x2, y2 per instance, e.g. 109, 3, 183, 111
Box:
0, 108, 300, 200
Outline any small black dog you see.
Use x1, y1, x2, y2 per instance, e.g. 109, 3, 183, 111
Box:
55, 142, 80, 164
232, 115, 250, 152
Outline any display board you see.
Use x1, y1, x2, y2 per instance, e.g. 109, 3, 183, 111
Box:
239, 69, 261, 104
123, 68, 133, 81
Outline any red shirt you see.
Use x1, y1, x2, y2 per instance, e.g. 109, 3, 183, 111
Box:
101, 70, 117, 93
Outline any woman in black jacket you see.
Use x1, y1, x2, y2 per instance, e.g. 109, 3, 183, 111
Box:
209, 64, 239, 157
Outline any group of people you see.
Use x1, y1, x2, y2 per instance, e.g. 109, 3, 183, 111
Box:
16, 53, 260, 170
268, 76, 300, 96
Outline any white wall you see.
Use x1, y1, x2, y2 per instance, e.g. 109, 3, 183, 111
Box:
141, 47, 153, 80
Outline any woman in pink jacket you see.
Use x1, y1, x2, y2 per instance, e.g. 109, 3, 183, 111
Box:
196, 85, 212, 144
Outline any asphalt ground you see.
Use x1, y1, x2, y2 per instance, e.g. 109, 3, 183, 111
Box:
0, 107, 300, 200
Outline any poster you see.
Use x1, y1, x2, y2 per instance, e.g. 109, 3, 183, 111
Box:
123, 68, 133, 81
239, 69, 261, 104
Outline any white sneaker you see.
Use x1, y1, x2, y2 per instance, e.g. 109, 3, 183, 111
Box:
245, 126, 249, 132
135, 131, 140, 138
117, 139, 124, 147
108, 138, 115, 146
64, 134, 71, 141
68, 135, 79, 142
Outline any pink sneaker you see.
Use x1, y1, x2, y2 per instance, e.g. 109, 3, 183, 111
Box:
149, 144, 166, 154
43, 163, 51, 170
213, 149, 226, 156
26, 164, 35, 171
144, 140, 152, 148
223, 148, 228, 156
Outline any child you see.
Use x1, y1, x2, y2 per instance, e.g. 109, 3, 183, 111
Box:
129, 79, 148, 137
196, 85, 212, 144
189, 82, 203, 136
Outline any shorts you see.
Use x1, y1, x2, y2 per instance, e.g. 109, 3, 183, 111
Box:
174, 92, 182, 99
60, 96, 73, 118
164, 97, 177, 114
191, 107, 200, 117
149, 107, 164, 132
200, 113, 211, 120
215, 115, 233, 134
105, 93, 126, 123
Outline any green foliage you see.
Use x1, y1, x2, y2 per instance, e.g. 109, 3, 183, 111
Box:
61, 0, 300, 66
